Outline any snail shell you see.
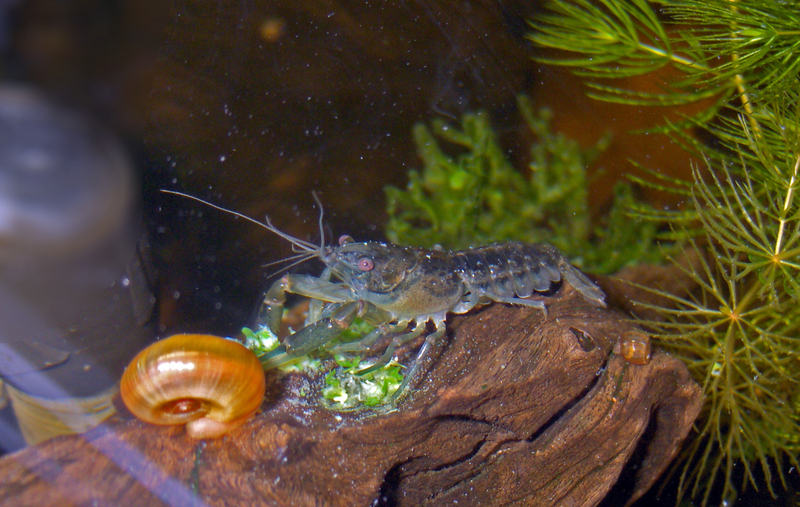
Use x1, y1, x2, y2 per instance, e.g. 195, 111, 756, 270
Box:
615, 330, 652, 366
120, 334, 266, 439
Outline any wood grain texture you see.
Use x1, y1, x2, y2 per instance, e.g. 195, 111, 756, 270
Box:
0, 283, 703, 507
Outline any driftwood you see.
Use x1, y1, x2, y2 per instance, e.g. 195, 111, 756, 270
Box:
0, 283, 703, 507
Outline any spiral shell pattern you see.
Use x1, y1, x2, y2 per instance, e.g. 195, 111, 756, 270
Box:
120, 334, 266, 439
618, 330, 652, 366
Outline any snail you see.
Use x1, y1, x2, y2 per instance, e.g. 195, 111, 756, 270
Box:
615, 330, 652, 366
120, 334, 266, 439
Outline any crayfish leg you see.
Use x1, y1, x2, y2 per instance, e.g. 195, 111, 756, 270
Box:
330, 321, 408, 354
257, 273, 356, 337
258, 301, 361, 369
556, 258, 606, 307
283, 301, 361, 357
389, 323, 447, 406
356, 320, 426, 376
485, 294, 548, 316
258, 276, 290, 335
259, 345, 290, 370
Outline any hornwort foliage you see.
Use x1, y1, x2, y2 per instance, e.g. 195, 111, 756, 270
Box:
528, 0, 800, 504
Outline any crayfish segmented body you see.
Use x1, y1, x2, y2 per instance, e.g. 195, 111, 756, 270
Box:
164, 190, 644, 404
254, 237, 608, 402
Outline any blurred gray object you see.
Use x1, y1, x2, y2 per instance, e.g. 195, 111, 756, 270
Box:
0, 86, 134, 260
0, 86, 155, 444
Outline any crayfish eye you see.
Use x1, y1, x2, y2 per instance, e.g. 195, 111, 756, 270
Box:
357, 257, 374, 271
338, 235, 354, 246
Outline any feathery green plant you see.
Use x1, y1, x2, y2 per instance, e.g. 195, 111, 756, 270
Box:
529, 0, 800, 504
638, 102, 800, 505
529, 0, 800, 117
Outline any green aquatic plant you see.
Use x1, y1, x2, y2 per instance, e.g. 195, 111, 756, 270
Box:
322, 356, 404, 409
240, 318, 404, 408
385, 95, 665, 274
528, 0, 800, 119
638, 104, 800, 505
240, 326, 280, 356
239, 325, 321, 372
528, 0, 800, 504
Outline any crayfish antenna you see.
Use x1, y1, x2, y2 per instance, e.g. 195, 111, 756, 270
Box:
312, 190, 326, 253
161, 189, 323, 255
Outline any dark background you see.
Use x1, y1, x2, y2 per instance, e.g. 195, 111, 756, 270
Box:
5, 3, 768, 506
0, 0, 690, 455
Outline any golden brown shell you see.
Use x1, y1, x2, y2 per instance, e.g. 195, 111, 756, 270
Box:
120, 334, 266, 439
616, 330, 652, 366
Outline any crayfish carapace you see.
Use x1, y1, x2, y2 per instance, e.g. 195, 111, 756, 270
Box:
163, 190, 646, 404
